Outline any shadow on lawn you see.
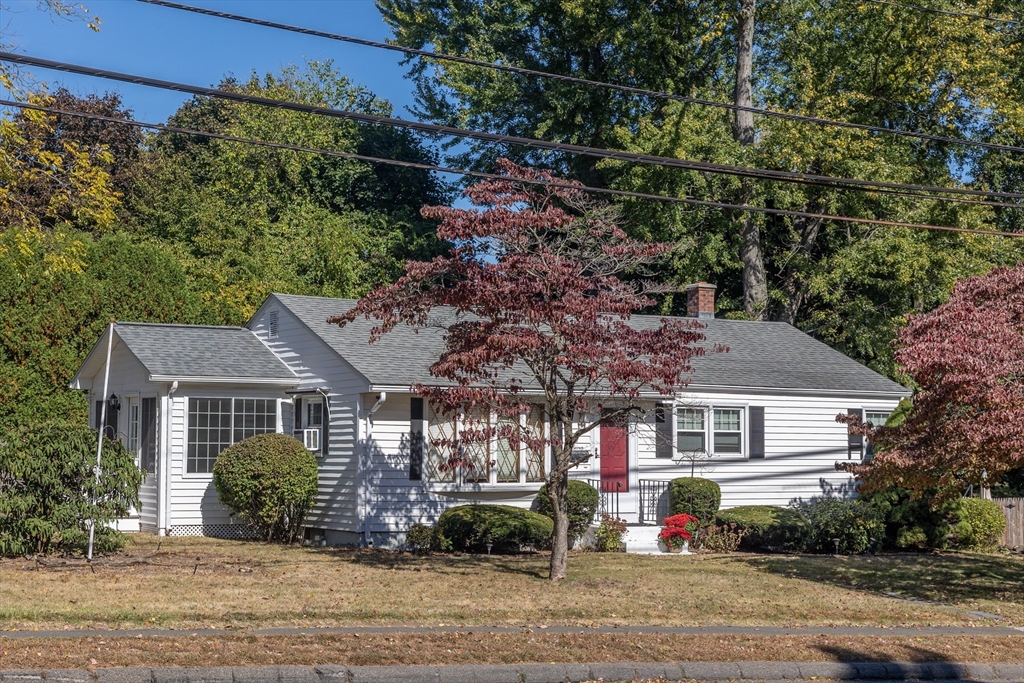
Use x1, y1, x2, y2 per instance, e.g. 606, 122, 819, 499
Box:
321, 547, 550, 579
738, 551, 1024, 607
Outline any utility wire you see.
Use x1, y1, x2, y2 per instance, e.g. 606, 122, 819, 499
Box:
3, 51, 1024, 206
861, 0, 1021, 24
137, 0, 1024, 156
3, 97, 1022, 239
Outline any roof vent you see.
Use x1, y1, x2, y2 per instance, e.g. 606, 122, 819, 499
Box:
686, 282, 716, 319
269, 310, 279, 339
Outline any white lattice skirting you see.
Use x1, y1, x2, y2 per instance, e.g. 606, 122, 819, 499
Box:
169, 524, 259, 539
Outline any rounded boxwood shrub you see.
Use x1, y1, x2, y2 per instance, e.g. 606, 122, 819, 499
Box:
436, 504, 553, 553
535, 480, 600, 547
800, 498, 884, 555
951, 498, 1005, 551
669, 478, 721, 527
715, 505, 809, 551
213, 433, 319, 544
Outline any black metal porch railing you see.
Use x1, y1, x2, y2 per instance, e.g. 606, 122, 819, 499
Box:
638, 479, 672, 525
586, 478, 621, 521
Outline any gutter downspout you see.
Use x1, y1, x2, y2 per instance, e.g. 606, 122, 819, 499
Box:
159, 380, 178, 536
363, 391, 386, 546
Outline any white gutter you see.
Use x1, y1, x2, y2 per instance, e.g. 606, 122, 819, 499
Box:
362, 391, 386, 546
148, 375, 299, 386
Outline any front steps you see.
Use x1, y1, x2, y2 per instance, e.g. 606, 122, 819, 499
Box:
581, 523, 689, 554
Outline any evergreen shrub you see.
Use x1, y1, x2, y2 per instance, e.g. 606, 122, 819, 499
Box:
436, 504, 553, 553
715, 505, 809, 551
668, 477, 721, 526
0, 421, 141, 556
213, 433, 319, 543
951, 498, 1005, 551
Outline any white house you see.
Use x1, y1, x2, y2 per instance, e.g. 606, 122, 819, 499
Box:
70, 284, 909, 545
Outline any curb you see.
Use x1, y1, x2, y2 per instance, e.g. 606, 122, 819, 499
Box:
1, 662, 1020, 682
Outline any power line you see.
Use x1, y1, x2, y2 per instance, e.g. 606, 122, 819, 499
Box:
3, 51, 1023, 207
861, 0, 1021, 24
137, 0, 1024, 156
4, 97, 1022, 239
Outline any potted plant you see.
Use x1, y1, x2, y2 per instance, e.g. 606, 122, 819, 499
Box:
658, 513, 699, 554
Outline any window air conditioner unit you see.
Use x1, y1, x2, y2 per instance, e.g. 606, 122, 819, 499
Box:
303, 428, 321, 452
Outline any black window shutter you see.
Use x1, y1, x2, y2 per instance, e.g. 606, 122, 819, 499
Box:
410, 397, 424, 480
749, 406, 765, 459
655, 403, 673, 459
847, 408, 864, 459
94, 401, 103, 432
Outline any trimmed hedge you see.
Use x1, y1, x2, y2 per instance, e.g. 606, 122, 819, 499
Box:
715, 505, 809, 551
437, 504, 553, 553
669, 478, 721, 527
213, 433, 319, 543
952, 498, 1005, 551
535, 480, 600, 547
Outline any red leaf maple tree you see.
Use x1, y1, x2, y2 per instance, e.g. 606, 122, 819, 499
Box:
839, 263, 1024, 494
330, 160, 710, 580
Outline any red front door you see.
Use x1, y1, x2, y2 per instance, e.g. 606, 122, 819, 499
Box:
600, 413, 629, 493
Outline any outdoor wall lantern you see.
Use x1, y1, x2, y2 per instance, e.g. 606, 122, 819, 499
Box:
107, 393, 121, 414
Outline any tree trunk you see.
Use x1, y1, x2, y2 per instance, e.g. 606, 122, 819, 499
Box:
547, 466, 570, 581
733, 0, 767, 319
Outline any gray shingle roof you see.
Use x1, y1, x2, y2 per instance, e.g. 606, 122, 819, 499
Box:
271, 293, 907, 396
115, 322, 296, 381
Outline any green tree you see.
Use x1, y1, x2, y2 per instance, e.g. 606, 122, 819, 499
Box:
126, 61, 449, 320
380, 0, 1024, 377
0, 420, 141, 557
0, 229, 222, 432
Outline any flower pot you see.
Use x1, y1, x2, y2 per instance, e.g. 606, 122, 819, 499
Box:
667, 545, 683, 554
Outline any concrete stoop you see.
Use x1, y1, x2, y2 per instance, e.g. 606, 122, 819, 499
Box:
0, 662, 1019, 683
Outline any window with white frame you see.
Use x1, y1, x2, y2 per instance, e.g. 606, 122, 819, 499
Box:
676, 408, 706, 453
128, 399, 140, 456
864, 410, 892, 461
675, 406, 746, 458
187, 398, 278, 474
426, 405, 547, 485
713, 408, 743, 454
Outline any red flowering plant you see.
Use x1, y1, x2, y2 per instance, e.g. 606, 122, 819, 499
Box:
658, 513, 699, 549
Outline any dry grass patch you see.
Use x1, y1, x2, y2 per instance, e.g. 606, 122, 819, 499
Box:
0, 633, 1020, 670
1, 535, 1021, 630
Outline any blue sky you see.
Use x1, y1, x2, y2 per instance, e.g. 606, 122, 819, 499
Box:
1, 0, 418, 122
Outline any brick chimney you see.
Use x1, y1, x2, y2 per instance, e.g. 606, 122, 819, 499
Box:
686, 282, 716, 319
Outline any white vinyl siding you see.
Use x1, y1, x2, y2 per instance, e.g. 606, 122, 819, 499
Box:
249, 299, 363, 533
